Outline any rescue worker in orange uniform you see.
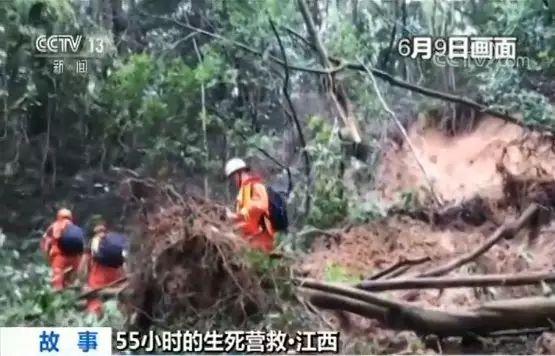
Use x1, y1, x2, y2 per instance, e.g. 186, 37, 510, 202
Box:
225, 158, 276, 253
41, 208, 83, 291
82, 223, 126, 316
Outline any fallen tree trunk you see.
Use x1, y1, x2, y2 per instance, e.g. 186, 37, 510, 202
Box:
301, 283, 555, 336
419, 203, 539, 277
356, 271, 555, 291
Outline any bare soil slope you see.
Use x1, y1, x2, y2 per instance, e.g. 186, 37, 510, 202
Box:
376, 115, 555, 204
303, 116, 555, 353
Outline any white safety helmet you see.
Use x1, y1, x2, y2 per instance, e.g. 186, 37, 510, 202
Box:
57, 208, 73, 220
225, 158, 248, 177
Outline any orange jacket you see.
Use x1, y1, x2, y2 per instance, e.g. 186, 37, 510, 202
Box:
41, 218, 72, 258
234, 174, 275, 253
86, 234, 124, 315
42, 217, 81, 290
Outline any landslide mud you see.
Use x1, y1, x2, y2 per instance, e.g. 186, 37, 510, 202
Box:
376, 115, 555, 204
303, 116, 555, 353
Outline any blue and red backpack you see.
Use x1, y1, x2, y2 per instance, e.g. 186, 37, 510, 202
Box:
58, 223, 85, 255
93, 233, 128, 268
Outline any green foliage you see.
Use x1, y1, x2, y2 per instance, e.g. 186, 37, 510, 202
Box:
323, 263, 362, 284
0, 246, 124, 327
348, 200, 387, 224
400, 189, 420, 210
220, 0, 299, 48
301, 114, 386, 229
477, 0, 554, 67
99, 52, 227, 169
305, 116, 348, 228
477, 66, 554, 126
468, 0, 555, 126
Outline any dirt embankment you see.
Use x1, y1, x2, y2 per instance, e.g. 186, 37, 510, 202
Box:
376, 115, 555, 204
302, 115, 555, 353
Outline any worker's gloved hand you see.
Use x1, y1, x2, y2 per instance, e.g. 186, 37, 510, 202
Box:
225, 208, 238, 221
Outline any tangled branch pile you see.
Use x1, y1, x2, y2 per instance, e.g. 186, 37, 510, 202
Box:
122, 182, 267, 330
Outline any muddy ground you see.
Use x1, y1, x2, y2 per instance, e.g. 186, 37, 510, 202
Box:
302, 116, 555, 354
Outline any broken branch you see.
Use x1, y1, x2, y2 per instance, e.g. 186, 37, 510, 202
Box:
358, 58, 443, 206
78, 276, 128, 300
420, 203, 540, 277
343, 61, 551, 132
367, 256, 431, 280
153, 12, 541, 130
269, 17, 311, 214
357, 271, 555, 291
302, 283, 555, 336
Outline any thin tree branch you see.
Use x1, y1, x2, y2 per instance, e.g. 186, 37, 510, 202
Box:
192, 33, 210, 200
269, 18, 311, 213
140, 12, 547, 132
78, 276, 128, 299
281, 25, 315, 51
488, 327, 550, 337
358, 58, 444, 206
154, 13, 344, 74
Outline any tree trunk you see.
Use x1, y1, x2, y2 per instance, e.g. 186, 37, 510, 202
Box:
302, 283, 555, 337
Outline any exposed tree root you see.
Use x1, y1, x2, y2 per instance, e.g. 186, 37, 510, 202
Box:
121, 183, 268, 331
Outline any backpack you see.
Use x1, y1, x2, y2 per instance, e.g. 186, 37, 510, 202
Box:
58, 223, 85, 255
93, 233, 128, 268
266, 186, 289, 232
